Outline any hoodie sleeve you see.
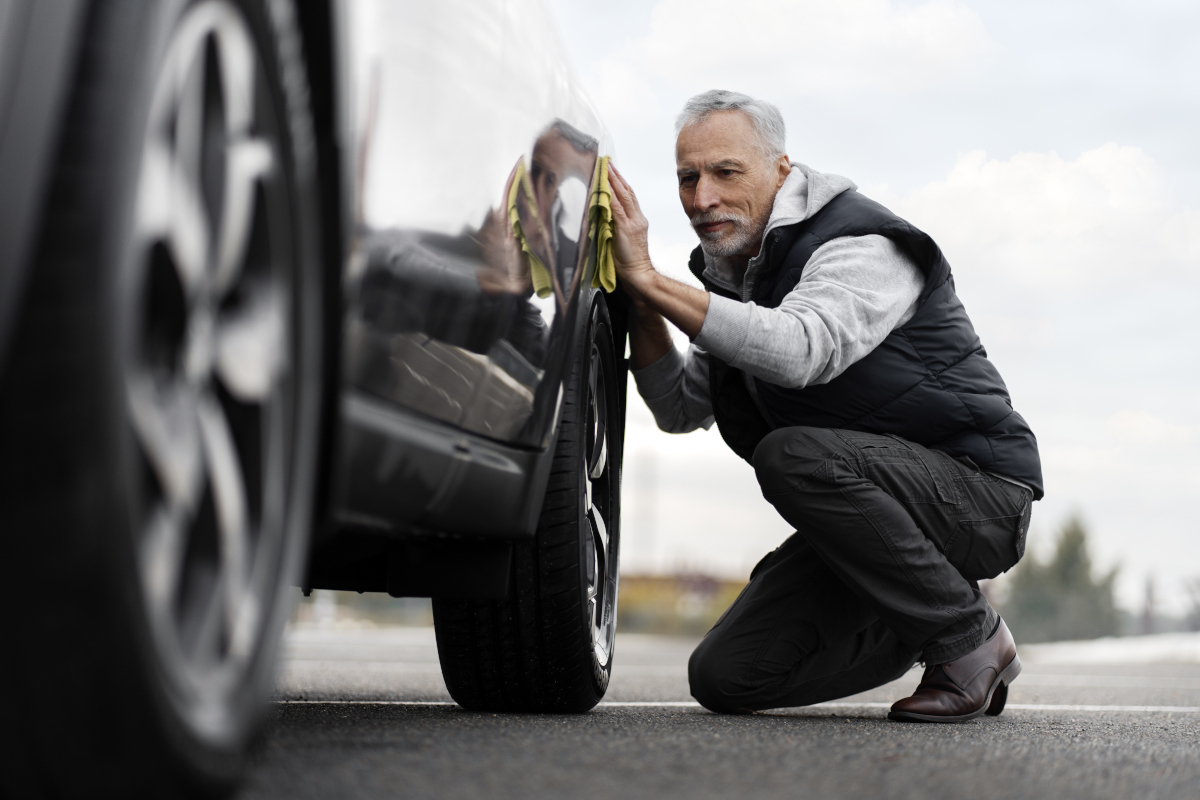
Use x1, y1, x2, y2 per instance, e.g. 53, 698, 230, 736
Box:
630, 343, 715, 434
694, 234, 924, 389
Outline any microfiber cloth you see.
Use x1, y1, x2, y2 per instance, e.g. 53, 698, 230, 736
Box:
588, 155, 616, 293
507, 160, 554, 299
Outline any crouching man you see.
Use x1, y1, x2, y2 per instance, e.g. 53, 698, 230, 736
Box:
608, 90, 1042, 722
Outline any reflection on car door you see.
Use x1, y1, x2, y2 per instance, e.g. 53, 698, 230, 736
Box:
338, 0, 606, 450
348, 119, 598, 445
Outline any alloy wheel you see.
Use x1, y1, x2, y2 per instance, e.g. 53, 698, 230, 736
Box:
126, 0, 297, 741
583, 335, 619, 668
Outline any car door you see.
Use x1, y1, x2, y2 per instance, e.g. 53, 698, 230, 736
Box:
339, 0, 607, 450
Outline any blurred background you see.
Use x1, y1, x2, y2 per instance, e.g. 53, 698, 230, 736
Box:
297, 0, 1199, 644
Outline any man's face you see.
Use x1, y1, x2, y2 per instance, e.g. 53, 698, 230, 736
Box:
676, 110, 790, 259
531, 131, 593, 222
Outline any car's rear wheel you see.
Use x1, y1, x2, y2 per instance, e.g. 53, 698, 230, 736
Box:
433, 294, 623, 712
0, 1, 323, 796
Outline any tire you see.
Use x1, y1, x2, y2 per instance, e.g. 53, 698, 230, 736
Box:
0, 1, 324, 797
433, 294, 624, 713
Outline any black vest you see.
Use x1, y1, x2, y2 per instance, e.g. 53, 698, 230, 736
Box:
692, 189, 1044, 499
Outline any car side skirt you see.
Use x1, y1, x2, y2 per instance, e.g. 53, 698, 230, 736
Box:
328, 390, 556, 541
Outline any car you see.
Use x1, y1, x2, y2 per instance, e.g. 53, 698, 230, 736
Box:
0, 0, 627, 796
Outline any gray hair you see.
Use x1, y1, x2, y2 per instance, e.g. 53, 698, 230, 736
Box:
542, 118, 598, 155
674, 90, 786, 159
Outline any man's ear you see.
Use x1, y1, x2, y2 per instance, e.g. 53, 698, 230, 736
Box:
776, 154, 791, 189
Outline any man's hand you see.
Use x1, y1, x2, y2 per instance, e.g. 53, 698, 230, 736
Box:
607, 165, 656, 295
608, 165, 711, 350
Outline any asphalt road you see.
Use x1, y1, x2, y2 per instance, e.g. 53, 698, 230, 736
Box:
244, 626, 1200, 799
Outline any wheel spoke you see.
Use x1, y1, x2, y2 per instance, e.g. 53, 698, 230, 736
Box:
587, 349, 607, 479
211, 5, 256, 131
189, 567, 228, 664
136, 138, 212, 299
214, 137, 273, 294
168, 46, 213, 295
209, 10, 269, 295
588, 411, 607, 479
173, 42, 206, 203
589, 502, 608, 569
197, 392, 250, 648
139, 506, 190, 612
128, 372, 205, 513
584, 528, 597, 601
215, 282, 288, 402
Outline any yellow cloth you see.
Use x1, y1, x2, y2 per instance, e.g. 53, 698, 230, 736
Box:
588, 155, 616, 293
507, 160, 554, 299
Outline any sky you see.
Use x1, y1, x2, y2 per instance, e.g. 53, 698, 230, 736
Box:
546, 0, 1200, 614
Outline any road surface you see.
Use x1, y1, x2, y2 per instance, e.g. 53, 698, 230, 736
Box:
242, 626, 1200, 799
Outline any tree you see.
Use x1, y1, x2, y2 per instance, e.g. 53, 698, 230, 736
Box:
999, 515, 1119, 643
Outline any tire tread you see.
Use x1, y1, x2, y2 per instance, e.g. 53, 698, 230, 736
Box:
433, 299, 621, 713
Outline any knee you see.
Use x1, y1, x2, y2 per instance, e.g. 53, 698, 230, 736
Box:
752, 427, 828, 497
688, 637, 750, 715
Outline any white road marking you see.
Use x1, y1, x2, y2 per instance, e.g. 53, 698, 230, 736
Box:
284, 661, 1200, 689
274, 699, 1200, 713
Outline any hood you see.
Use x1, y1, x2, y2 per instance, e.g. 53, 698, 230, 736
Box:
766, 162, 857, 231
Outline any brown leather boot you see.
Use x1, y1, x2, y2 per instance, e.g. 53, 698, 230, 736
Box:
888, 619, 1021, 723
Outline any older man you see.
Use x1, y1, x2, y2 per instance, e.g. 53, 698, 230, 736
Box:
608, 90, 1042, 722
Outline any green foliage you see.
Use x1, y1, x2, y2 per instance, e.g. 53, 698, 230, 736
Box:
999, 515, 1119, 643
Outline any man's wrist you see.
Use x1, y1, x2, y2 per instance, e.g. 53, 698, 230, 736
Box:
625, 263, 660, 305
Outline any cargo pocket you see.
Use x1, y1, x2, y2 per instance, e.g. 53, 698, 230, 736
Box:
836, 433, 960, 506
944, 501, 1030, 581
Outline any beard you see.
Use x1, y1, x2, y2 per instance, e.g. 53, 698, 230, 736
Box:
691, 207, 772, 258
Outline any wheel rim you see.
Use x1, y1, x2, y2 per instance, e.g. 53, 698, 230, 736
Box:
583, 335, 618, 668
126, 1, 296, 739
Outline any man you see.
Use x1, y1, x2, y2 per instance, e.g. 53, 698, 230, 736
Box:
608, 90, 1041, 722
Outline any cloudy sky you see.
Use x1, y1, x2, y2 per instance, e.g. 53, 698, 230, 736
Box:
547, 0, 1200, 614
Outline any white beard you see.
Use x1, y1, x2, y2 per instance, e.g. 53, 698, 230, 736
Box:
693, 208, 771, 258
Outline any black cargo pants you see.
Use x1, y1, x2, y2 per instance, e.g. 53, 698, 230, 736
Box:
688, 427, 1032, 714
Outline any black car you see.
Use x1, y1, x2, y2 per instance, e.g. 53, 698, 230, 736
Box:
0, 1, 626, 795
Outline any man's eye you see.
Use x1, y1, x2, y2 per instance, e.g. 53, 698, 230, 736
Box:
680, 176, 697, 187
718, 169, 734, 177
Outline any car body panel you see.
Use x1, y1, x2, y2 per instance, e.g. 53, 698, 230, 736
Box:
319, 0, 615, 550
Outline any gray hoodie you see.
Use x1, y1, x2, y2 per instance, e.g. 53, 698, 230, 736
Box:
633, 164, 926, 434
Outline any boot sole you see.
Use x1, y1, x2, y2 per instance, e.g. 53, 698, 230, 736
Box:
887, 654, 1022, 724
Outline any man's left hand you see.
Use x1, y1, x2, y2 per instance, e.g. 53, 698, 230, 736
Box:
607, 163, 711, 343
608, 165, 658, 297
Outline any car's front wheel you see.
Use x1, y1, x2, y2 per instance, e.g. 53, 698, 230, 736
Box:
434, 294, 624, 712
0, 1, 324, 796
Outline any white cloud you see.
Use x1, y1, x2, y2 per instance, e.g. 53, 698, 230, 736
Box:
614, 0, 992, 97
1105, 410, 1198, 446
888, 144, 1200, 290
588, 55, 661, 129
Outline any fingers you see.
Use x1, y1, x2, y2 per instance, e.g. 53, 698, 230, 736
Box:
500, 159, 521, 208
608, 168, 647, 229
608, 165, 641, 210
608, 177, 633, 224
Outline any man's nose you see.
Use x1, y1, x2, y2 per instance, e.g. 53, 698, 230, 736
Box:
694, 175, 720, 211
